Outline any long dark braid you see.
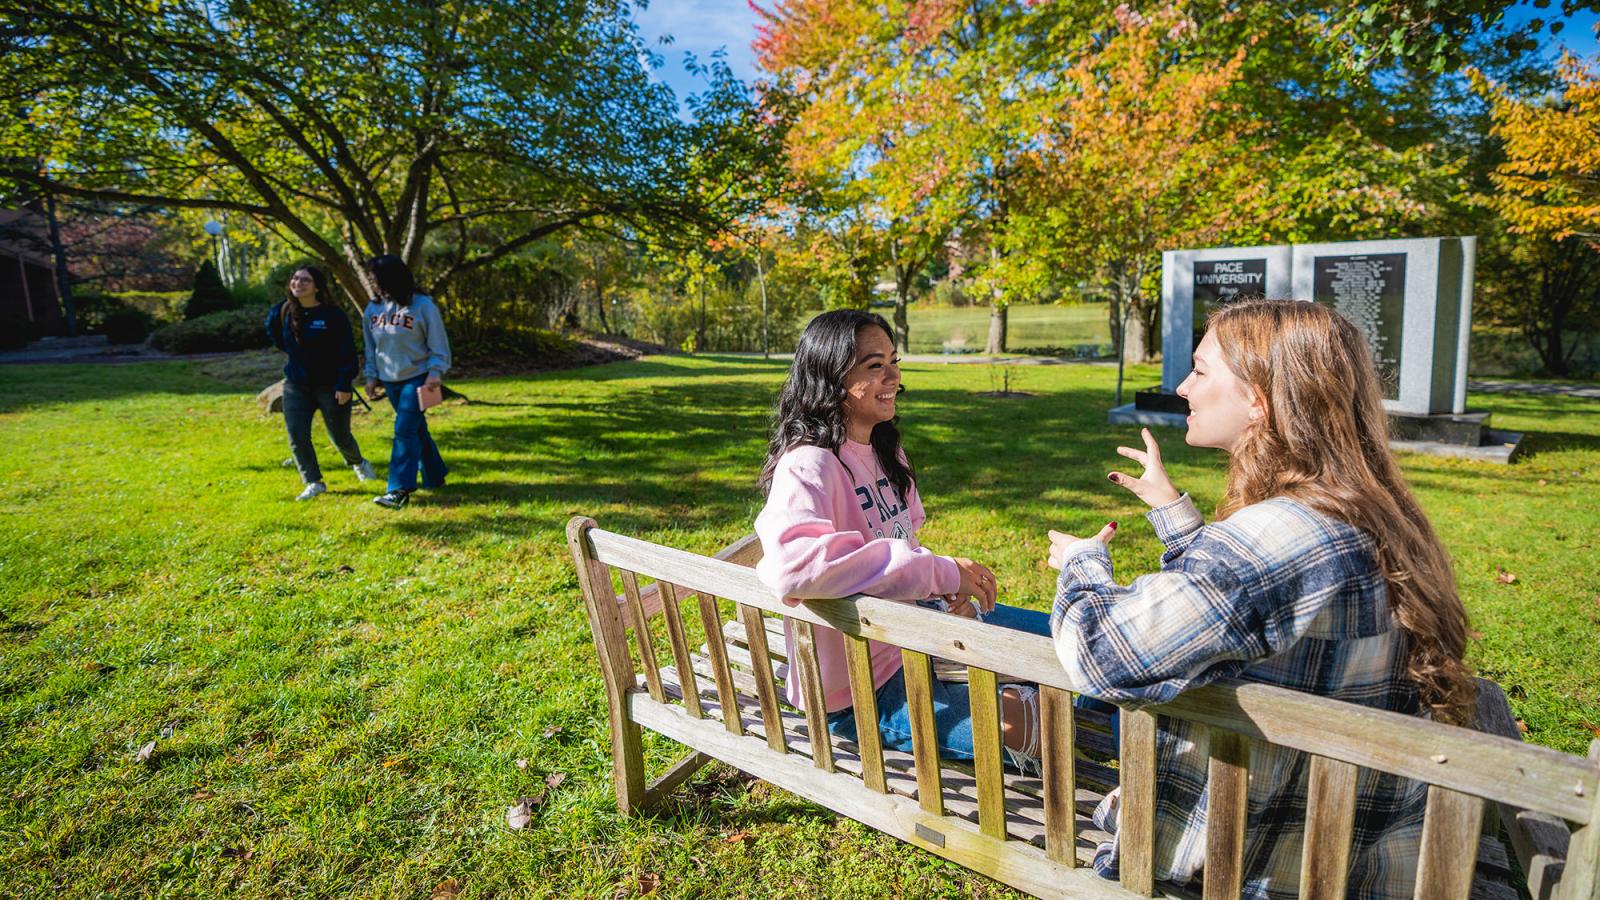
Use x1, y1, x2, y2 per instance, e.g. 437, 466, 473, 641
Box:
760, 309, 914, 502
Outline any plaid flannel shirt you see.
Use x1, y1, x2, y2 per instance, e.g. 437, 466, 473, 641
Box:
1050, 493, 1430, 899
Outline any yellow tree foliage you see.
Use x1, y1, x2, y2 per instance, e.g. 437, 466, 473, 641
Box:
1476, 52, 1600, 241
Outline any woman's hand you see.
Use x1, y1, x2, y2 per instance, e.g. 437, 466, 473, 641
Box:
366, 379, 382, 400
943, 595, 980, 619
952, 557, 997, 613
424, 373, 442, 390
1107, 427, 1181, 509
1046, 523, 1117, 570
335, 390, 351, 405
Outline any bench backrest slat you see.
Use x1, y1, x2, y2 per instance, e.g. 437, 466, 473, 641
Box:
1299, 755, 1358, 899
1039, 685, 1078, 867
1558, 742, 1600, 900
843, 633, 888, 792
619, 570, 665, 704
789, 620, 835, 772
1413, 785, 1485, 900
657, 582, 703, 719
1202, 729, 1251, 899
902, 648, 946, 816
1120, 709, 1160, 894
967, 667, 1007, 841
695, 593, 744, 737
739, 604, 789, 755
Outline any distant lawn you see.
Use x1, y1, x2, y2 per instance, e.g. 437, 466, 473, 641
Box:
2, 354, 1597, 897
795, 302, 1113, 355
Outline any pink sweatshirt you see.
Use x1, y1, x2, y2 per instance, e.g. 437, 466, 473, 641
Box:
754, 440, 961, 712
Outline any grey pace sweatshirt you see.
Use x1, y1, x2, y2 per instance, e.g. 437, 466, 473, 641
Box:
362, 293, 452, 383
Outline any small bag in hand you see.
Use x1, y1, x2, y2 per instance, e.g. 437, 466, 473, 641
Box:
417, 382, 443, 411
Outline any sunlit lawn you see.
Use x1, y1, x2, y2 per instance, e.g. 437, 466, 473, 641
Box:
2, 352, 1597, 897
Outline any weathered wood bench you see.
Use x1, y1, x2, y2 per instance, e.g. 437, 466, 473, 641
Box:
568, 517, 1599, 898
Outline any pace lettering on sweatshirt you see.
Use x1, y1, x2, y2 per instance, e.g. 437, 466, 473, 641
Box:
361, 293, 452, 383
754, 440, 960, 712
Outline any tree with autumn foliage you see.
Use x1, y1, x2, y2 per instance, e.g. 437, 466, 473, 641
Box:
1472, 53, 1600, 375
754, 0, 1033, 352
1000, 4, 1268, 373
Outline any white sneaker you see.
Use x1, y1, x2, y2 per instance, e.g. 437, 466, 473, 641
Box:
352, 460, 377, 482
296, 482, 327, 501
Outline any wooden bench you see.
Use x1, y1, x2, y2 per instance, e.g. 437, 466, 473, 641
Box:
568, 517, 1600, 898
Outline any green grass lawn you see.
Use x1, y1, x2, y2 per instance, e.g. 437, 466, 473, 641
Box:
806, 303, 1113, 355
3, 352, 1598, 897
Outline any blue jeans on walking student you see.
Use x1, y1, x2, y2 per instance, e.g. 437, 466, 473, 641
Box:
826, 603, 1052, 762
381, 373, 448, 492
282, 379, 365, 484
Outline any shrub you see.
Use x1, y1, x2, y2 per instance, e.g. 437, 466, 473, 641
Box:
75, 290, 153, 342
102, 307, 155, 344
183, 260, 238, 320
112, 291, 188, 324
150, 304, 273, 354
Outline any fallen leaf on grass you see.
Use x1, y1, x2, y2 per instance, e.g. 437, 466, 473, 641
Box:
505, 792, 547, 829
221, 846, 253, 860
134, 741, 157, 763
337, 564, 355, 574
160, 722, 177, 739
637, 872, 661, 895
1585, 722, 1600, 739
382, 756, 407, 769
723, 829, 753, 846
515, 758, 528, 770
430, 878, 462, 900
1516, 718, 1530, 735
81, 660, 117, 675
190, 789, 215, 801
1495, 569, 1517, 585
542, 725, 564, 740
544, 772, 565, 789
1469, 630, 1485, 640
1537, 479, 1547, 486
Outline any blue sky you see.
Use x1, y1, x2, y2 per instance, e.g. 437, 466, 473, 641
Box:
630, 1, 1600, 110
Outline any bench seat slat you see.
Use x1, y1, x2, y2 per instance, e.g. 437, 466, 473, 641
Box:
620, 571, 665, 703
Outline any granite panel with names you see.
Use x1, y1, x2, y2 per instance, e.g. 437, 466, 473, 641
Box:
1310, 253, 1406, 401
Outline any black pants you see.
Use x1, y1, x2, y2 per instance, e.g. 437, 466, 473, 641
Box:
282, 380, 364, 484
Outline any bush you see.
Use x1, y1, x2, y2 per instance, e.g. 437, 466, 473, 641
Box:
112, 291, 188, 324
150, 304, 273, 354
183, 260, 238, 320
75, 290, 153, 342
102, 307, 155, 344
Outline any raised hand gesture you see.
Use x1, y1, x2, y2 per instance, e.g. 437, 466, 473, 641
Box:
1107, 428, 1181, 509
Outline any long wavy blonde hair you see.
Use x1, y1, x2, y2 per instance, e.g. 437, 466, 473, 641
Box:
1207, 299, 1475, 725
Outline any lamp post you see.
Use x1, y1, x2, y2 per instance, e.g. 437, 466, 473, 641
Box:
203, 220, 223, 275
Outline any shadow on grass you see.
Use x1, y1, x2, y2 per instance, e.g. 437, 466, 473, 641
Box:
0, 359, 244, 413
387, 377, 1193, 546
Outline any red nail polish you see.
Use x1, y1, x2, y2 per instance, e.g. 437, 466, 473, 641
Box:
1106, 474, 1116, 482
1110, 521, 1118, 529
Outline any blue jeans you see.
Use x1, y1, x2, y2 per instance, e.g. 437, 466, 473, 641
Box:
381, 374, 448, 492
282, 380, 364, 484
826, 603, 1052, 762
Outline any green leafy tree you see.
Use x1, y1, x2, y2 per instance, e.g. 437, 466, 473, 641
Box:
0, 0, 760, 313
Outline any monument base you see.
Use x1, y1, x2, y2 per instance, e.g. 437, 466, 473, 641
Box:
1107, 403, 1524, 464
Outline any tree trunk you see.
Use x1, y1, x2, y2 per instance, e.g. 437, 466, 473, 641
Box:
894, 291, 910, 353
985, 304, 1008, 354
42, 191, 77, 337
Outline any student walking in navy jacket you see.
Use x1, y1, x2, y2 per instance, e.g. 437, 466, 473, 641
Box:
265, 264, 378, 500
362, 255, 451, 510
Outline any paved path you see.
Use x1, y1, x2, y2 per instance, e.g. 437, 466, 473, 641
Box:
1467, 379, 1600, 399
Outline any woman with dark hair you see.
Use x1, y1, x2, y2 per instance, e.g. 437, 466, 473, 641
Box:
265, 264, 377, 500
361, 254, 451, 509
1048, 299, 1474, 895
755, 309, 1051, 774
